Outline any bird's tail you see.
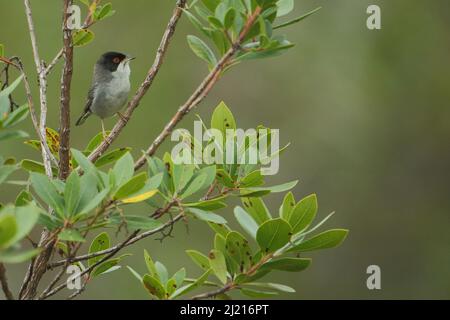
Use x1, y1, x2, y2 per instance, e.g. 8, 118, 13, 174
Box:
75, 110, 91, 126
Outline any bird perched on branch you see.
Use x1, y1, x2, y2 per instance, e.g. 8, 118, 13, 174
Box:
76, 51, 135, 138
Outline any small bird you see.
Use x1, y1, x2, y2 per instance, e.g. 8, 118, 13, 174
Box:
76, 51, 135, 137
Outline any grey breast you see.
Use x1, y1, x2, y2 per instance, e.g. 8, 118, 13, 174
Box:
90, 64, 131, 119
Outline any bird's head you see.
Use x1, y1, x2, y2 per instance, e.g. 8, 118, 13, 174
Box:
97, 51, 135, 73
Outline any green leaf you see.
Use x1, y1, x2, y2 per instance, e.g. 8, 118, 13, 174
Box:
88, 232, 110, 267
71, 149, 97, 174
95, 3, 115, 20
113, 172, 147, 200
208, 16, 223, 29
245, 281, 295, 293
172, 268, 186, 288
183, 197, 227, 211
274, 7, 322, 29
186, 250, 210, 270
216, 169, 234, 188
288, 194, 317, 234
58, 229, 85, 242
0, 130, 28, 141
234, 206, 258, 240
30, 172, 65, 218
38, 212, 63, 230
196, 165, 217, 191
74, 169, 98, 214
240, 180, 298, 197
201, 0, 221, 12
187, 35, 217, 69
279, 191, 295, 221
211, 101, 236, 137
256, 218, 292, 253
108, 214, 163, 231
179, 173, 206, 199
127, 266, 142, 282
240, 170, 264, 187
170, 269, 211, 299
72, 29, 95, 47
85, 131, 110, 153
77, 188, 109, 215
0, 165, 17, 184
261, 257, 311, 272
225, 231, 252, 273
143, 274, 166, 299
182, 9, 209, 36
172, 161, 194, 193
144, 249, 158, 279
207, 221, 231, 238
2, 104, 29, 128
208, 249, 227, 284
0, 214, 17, 248
276, 0, 294, 17
92, 259, 120, 277
112, 152, 134, 187
0, 44, 4, 57
64, 171, 81, 217
155, 261, 169, 285
188, 208, 227, 224
95, 148, 131, 168
10, 204, 41, 245
241, 197, 271, 225
20, 159, 48, 174
240, 288, 278, 298
0, 248, 40, 264
15, 190, 32, 206
224, 8, 236, 29
0, 75, 23, 100
288, 229, 349, 252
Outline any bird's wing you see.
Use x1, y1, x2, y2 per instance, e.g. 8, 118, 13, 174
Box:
83, 84, 96, 113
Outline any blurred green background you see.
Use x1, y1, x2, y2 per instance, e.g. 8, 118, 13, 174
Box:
1, 0, 449, 299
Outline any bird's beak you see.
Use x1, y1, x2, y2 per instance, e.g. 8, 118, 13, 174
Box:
125, 56, 136, 62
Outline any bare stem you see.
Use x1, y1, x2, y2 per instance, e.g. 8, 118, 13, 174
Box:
24, 0, 53, 177
0, 263, 14, 300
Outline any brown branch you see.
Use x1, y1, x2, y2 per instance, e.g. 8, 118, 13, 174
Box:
133, 6, 263, 171
59, 0, 74, 180
0, 263, 14, 300
87, 0, 188, 163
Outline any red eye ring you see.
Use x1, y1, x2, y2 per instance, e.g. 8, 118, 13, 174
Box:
113, 57, 121, 64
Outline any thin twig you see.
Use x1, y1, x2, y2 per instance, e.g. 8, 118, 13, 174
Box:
24, 0, 53, 177
87, 0, 188, 163
133, 6, 263, 171
58, 0, 74, 180
38, 260, 69, 300
191, 283, 235, 300
0, 263, 14, 300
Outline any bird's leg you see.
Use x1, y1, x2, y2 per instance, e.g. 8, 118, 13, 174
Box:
101, 120, 107, 140
116, 112, 127, 122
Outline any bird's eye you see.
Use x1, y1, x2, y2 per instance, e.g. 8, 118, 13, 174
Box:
113, 57, 121, 64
